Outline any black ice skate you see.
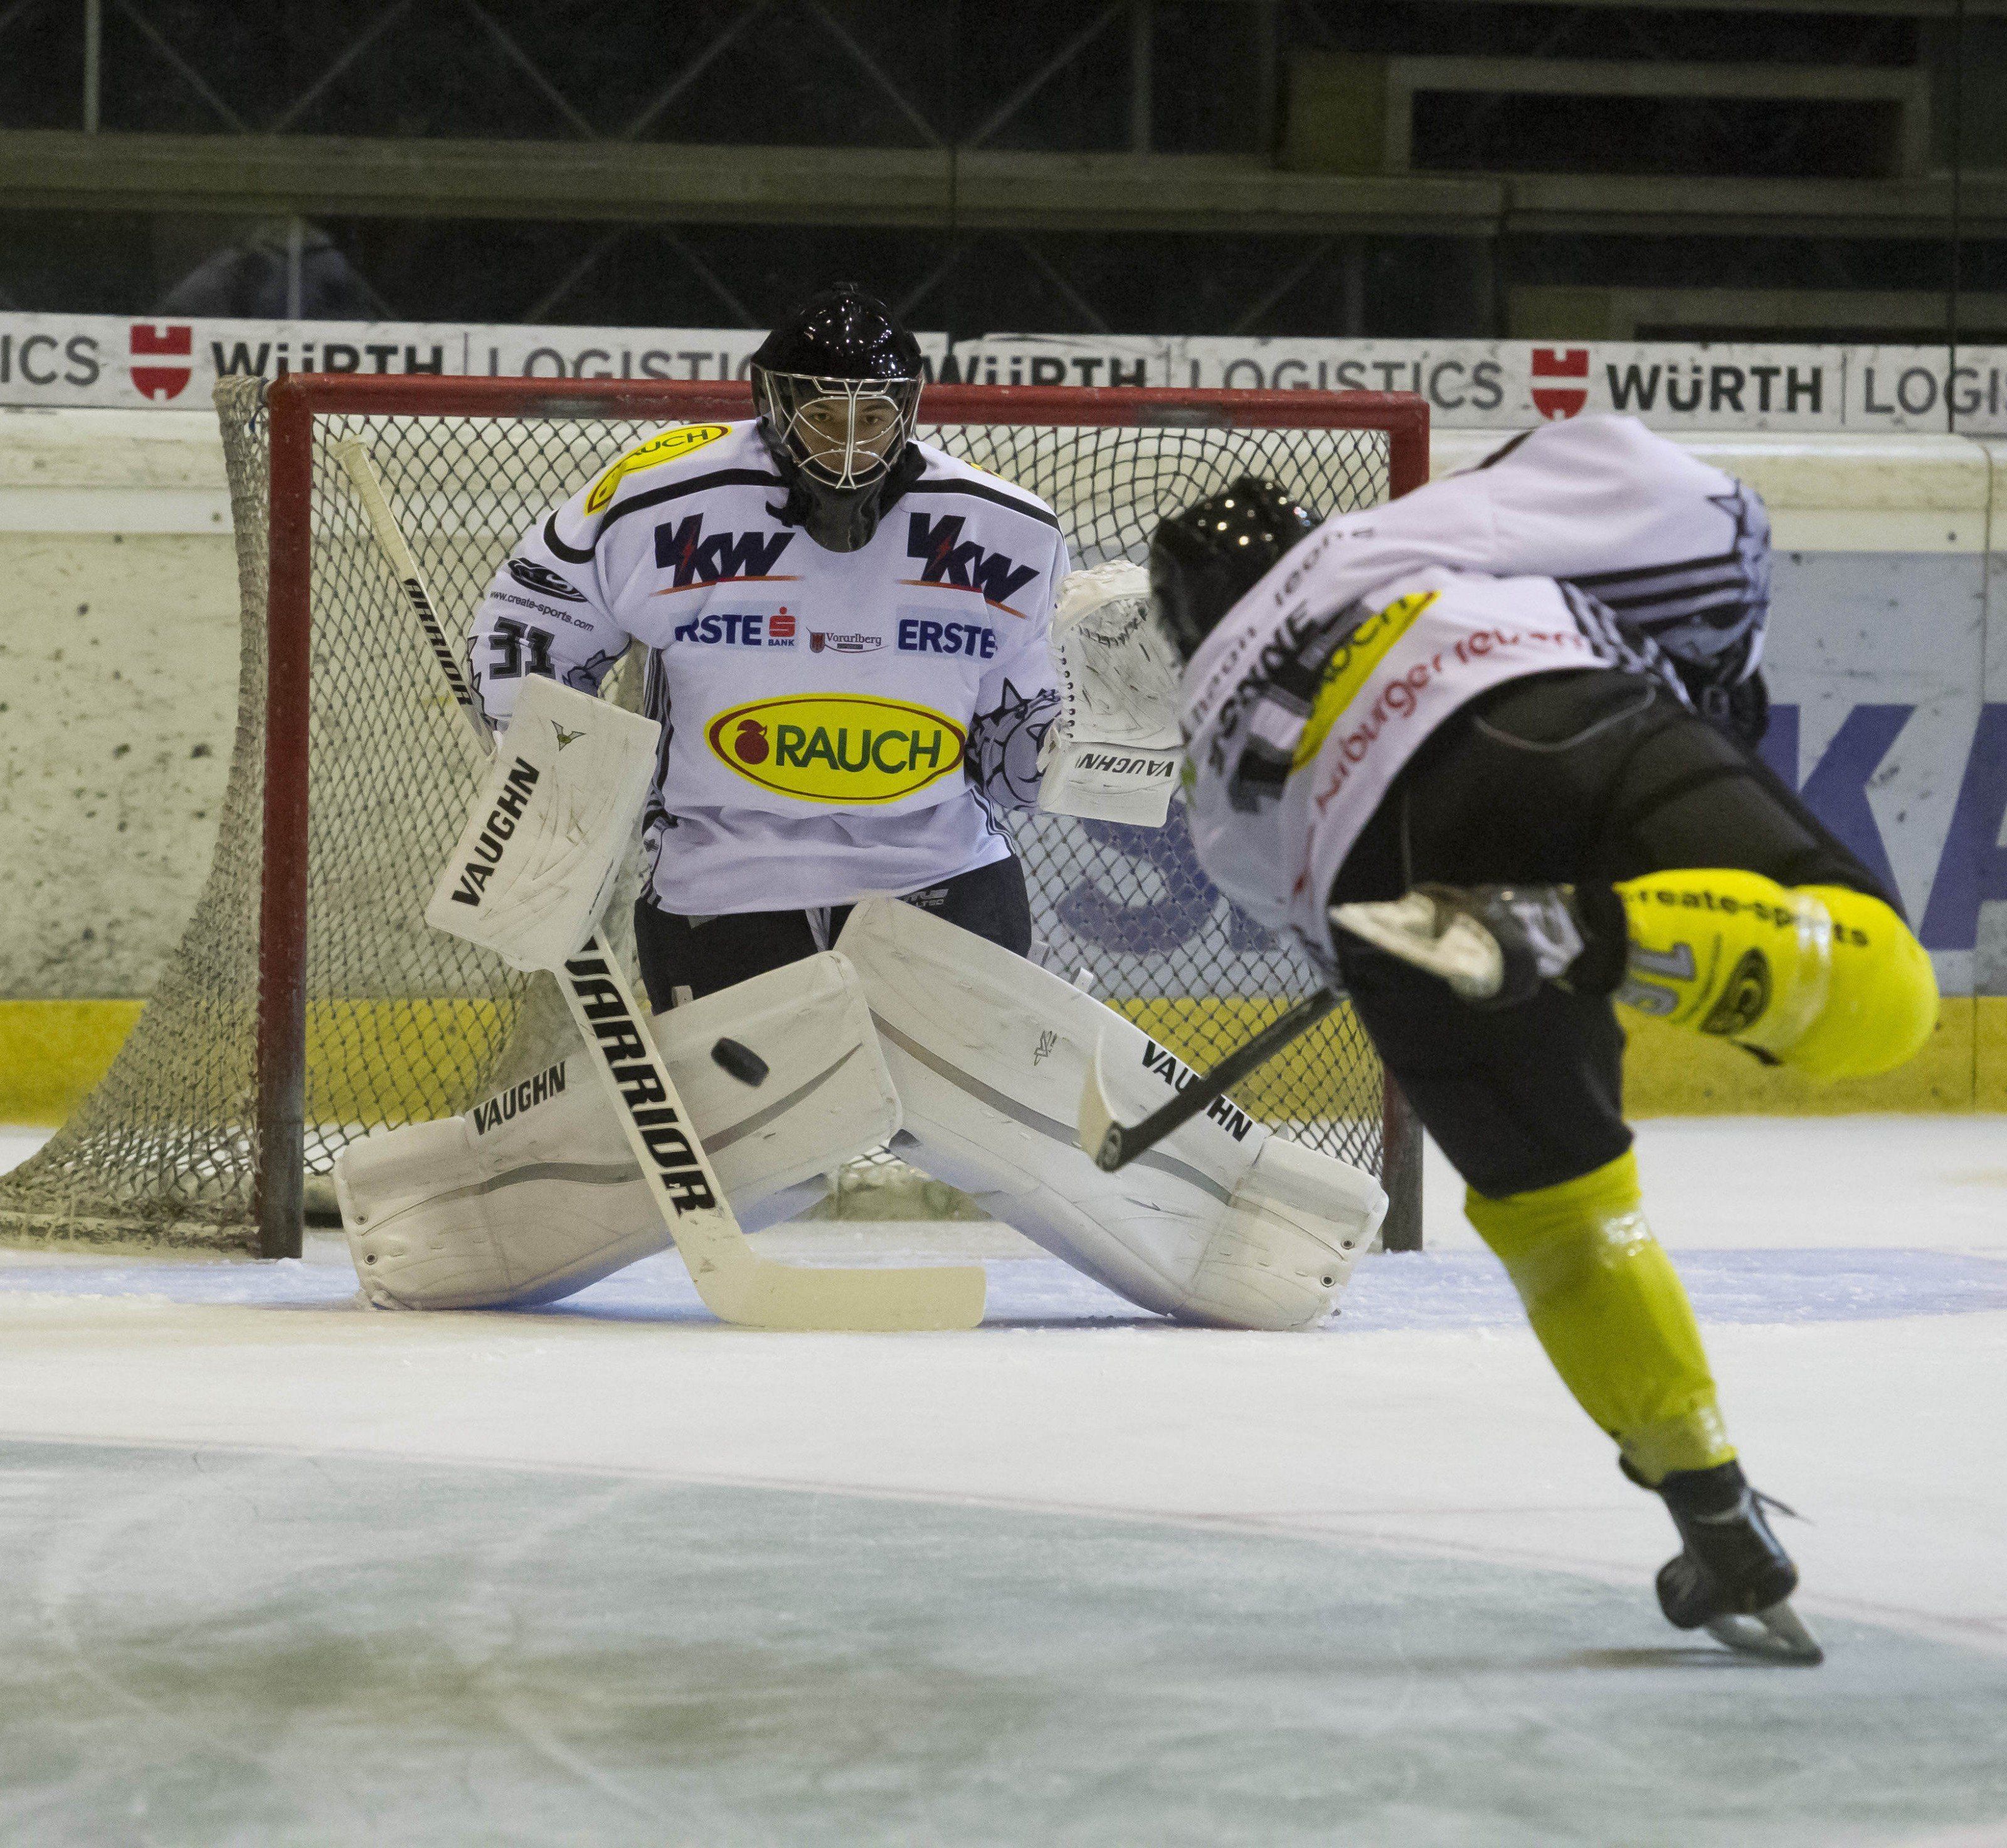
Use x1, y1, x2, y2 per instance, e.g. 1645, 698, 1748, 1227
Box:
1633, 1459, 1824, 1665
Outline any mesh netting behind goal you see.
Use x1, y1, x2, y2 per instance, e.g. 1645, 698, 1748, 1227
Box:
0, 377, 1424, 1253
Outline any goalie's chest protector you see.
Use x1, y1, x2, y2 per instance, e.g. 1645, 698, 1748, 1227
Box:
596, 426, 1056, 819
1183, 563, 1619, 957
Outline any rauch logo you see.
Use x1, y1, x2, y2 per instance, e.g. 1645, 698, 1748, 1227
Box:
705, 694, 966, 805
583, 423, 728, 513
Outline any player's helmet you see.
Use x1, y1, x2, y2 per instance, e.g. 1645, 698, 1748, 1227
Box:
1148, 477, 1322, 661
750, 284, 924, 553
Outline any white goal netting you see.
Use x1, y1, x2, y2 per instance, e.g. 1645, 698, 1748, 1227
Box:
0, 378, 1407, 1250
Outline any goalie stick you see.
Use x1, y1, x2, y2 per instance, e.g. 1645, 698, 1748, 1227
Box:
334, 438, 985, 1332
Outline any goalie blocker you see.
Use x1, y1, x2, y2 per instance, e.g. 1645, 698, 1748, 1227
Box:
336, 902, 1385, 1329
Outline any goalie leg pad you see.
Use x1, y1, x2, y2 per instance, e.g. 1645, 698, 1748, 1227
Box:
836, 899, 1385, 1330
335, 950, 899, 1309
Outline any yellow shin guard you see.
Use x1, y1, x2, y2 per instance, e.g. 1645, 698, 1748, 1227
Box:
1615, 869, 1937, 1080
1465, 1152, 1734, 1484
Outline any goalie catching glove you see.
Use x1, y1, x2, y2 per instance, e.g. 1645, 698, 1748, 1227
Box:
425, 674, 659, 972
1037, 561, 1184, 826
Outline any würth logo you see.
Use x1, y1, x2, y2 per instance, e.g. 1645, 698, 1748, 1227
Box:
653, 514, 796, 590
449, 757, 540, 905
904, 512, 1038, 615
130, 323, 192, 401
1530, 348, 1589, 422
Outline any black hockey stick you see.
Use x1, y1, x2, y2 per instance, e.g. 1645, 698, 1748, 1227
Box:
1080, 984, 1343, 1172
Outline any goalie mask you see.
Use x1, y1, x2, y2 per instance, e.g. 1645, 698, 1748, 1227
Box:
1149, 477, 1323, 662
750, 284, 924, 553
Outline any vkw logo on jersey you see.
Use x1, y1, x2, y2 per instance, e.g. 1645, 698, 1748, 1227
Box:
583, 423, 729, 514
705, 694, 966, 805
506, 558, 586, 602
904, 513, 1039, 615
654, 513, 797, 590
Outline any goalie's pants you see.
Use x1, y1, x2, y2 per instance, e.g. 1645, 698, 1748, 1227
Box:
1331, 668, 1891, 1201
635, 852, 1034, 1009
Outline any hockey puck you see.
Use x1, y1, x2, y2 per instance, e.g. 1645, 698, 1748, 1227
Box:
711, 1037, 769, 1088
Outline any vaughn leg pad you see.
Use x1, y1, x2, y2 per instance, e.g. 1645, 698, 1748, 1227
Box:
837, 898, 1385, 1330
1464, 1150, 1734, 1482
334, 950, 899, 1309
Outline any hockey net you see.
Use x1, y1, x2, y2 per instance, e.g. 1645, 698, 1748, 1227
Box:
0, 377, 1427, 1256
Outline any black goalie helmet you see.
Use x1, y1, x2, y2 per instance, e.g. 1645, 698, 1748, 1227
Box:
1148, 477, 1323, 661
749, 283, 924, 553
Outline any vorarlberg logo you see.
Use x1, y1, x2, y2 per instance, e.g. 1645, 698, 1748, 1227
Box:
704, 694, 966, 804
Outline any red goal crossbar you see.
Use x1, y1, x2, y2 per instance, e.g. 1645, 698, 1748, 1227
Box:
257, 378, 1430, 1258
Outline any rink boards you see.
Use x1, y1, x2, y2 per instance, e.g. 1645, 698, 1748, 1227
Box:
4, 413, 2006, 1116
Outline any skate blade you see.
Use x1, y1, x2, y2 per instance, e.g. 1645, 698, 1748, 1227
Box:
1704, 1599, 1824, 1665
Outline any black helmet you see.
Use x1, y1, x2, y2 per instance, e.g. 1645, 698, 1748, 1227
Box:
750, 283, 924, 553
1148, 477, 1322, 661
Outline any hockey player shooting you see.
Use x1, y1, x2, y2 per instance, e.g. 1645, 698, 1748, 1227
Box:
334, 284, 1385, 1331
1126, 415, 1939, 1663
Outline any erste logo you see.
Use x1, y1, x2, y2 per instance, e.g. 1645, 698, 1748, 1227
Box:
584, 423, 729, 514
672, 606, 797, 648
705, 694, 966, 804
897, 617, 997, 659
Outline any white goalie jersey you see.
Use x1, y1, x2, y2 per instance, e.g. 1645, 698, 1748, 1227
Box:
467, 418, 1069, 916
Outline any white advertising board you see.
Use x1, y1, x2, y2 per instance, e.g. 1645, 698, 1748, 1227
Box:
4, 312, 2007, 435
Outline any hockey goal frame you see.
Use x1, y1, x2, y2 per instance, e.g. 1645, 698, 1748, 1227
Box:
256, 376, 1429, 1260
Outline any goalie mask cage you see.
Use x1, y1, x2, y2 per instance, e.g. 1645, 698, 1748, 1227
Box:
0, 376, 1427, 1262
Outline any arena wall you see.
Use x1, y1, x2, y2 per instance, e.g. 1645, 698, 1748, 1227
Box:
1, 408, 2001, 1121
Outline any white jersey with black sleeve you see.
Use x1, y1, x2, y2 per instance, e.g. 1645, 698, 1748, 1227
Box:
1180, 415, 1750, 964
465, 419, 1069, 916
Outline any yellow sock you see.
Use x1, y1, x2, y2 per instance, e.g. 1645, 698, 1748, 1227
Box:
1464, 1152, 1734, 1484
1615, 869, 1937, 1080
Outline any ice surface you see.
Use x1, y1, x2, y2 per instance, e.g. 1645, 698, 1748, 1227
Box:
1, 1117, 2004, 1845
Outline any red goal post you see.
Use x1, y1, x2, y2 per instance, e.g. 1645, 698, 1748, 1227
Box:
1, 376, 1428, 1262
262, 376, 1428, 1261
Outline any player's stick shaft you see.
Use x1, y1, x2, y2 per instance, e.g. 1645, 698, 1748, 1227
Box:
332, 438, 984, 1331
1089, 985, 1342, 1172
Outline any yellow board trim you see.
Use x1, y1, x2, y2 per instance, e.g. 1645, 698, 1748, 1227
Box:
0, 1000, 146, 1125
6, 994, 2007, 1129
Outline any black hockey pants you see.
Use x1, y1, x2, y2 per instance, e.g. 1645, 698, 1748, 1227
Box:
1330, 669, 1890, 1200
634, 852, 1033, 1011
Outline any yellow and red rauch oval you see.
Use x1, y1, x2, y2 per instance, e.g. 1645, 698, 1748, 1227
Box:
705, 694, 968, 804
584, 423, 731, 514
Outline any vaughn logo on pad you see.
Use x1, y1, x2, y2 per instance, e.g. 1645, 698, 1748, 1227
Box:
446, 757, 541, 905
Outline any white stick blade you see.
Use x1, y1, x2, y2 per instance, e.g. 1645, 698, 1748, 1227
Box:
696, 1251, 988, 1333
